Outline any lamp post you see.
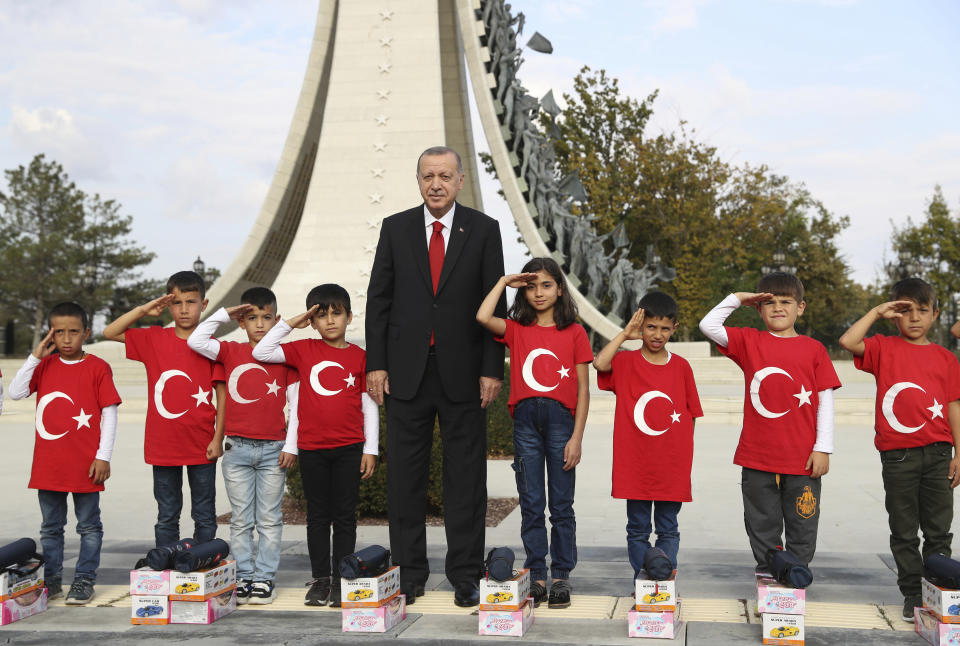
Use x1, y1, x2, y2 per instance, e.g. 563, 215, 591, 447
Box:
193, 256, 206, 277
762, 250, 797, 275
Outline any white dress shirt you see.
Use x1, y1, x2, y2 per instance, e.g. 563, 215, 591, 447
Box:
423, 203, 455, 252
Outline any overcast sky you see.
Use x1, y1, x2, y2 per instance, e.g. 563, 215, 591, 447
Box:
1, 0, 957, 286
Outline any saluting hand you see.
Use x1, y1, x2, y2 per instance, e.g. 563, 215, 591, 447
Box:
139, 294, 176, 317
286, 305, 319, 329
32, 329, 56, 359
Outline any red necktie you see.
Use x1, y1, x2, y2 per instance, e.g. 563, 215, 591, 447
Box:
429, 221, 445, 294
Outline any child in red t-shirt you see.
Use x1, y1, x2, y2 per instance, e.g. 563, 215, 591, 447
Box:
699, 272, 841, 572
477, 257, 593, 610
103, 271, 225, 548
188, 286, 299, 606
9, 302, 121, 605
594, 292, 702, 579
841, 277, 960, 622
253, 284, 379, 608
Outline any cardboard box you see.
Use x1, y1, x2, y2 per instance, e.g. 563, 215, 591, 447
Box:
131, 594, 169, 625
170, 588, 237, 624
0, 588, 46, 626
628, 600, 682, 639
916, 607, 960, 645
341, 565, 400, 608
480, 568, 530, 611
761, 612, 804, 645
923, 577, 960, 624
130, 567, 170, 596
0, 563, 43, 602
635, 570, 678, 612
168, 559, 236, 601
757, 574, 806, 615
478, 598, 535, 637
342, 593, 406, 632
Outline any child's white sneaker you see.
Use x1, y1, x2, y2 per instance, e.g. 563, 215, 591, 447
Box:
248, 580, 276, 605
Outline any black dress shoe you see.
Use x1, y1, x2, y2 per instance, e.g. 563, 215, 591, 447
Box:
453, 581, 479, 607
401, 583, 425, 605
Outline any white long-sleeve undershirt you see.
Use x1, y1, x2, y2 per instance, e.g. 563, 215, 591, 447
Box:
187, 307, 228, 361
251, 320, 290, 364
699, 293, 835, 453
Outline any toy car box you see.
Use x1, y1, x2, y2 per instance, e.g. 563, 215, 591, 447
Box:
130, 567, 171, 596
341, 565, 400, 608
635, 570, 678, 612
628, 600, 682, 639
168, 559, 236, 601
0, 588, 46, 626
761, 612, 804, 645
917, 606, 960, 645
342, 593, 406, 632
131, 594, 170, 625
478, 597, 535, 637
0, 563, 43, 602
757, 574, 806, 615
480, 568, 530, 612
170, 588, 236, 624
923, 577, 960, 624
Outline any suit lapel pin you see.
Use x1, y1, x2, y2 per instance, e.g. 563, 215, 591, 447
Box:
459, 227, 464, 232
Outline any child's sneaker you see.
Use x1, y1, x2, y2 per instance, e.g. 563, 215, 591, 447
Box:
235, 579, 253, 605
547, 579, 571, 609
529, 581, 547, 608
903, 595, 921, 623
248, 580, 276, 605
304, 577, 330, 606
46, 579, 63, 601
329, 581, 342, 608
64, 577, 95, 605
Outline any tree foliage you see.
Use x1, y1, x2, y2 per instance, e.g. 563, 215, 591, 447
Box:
0, 154, 155, 348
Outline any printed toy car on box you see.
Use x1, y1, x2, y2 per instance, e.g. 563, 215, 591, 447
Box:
761, 612, 804, 646
342, 593, 406, 632
478, 597, 535, 637
170, 587, 237, 624
168, 559, 236, 601
480, 569, 530, 612
131, 594, 170, 625
341, 565, 400, 608
0, 588, 47, 626
635, 570, 678, 612
757, 574, 806, 615
916, 606, 960, 646
923, 577, 960, 625
130, 567, 171, 596
0, 563, 43, 602
628, 599, 682, 639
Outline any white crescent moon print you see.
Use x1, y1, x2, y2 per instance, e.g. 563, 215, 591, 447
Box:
749, 366, 793, 419
310, 361, 344, 396
881, 381, 925, 434
521, 348, 561, 393
154, 369, 191, 419
228, 363, 268, 404
633, 390, 673, 436
36, 391, 73, 440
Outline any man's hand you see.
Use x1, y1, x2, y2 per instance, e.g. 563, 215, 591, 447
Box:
88, 459, 110, 484
734, 292, 775, 308
360, 454, 377, 480
140, 294, 175, 317
32, 329, 56, 359
563, 437, 582, 471
622, 308, 646, 341
278, 451, 297, 469
286, 305, 319, 330
225, 304, 254, 321
805, 451, 830, 478
949, 455, 960, 489
479, 376, 502, 409
206, 438, 224, 461
367, 370, 390, 405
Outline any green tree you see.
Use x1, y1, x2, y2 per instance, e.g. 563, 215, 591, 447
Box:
0, 154, 155, 347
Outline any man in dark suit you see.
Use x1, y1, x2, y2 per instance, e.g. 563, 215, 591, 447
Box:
365, 146, 506, 607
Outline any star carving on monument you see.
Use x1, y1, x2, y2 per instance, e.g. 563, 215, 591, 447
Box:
369, 192, 383, 204
364, 242, 378, 253
373, 142, 387, 152
360, 268, 371, 277
378, 63, 392, 74
367, 217, 381, 229
354, 309, 364, 318
374, 114, 389, 126
379, 36, 393, 47
371, 168, 385, 178
355, 288, 367, 299
379, 9, 393, 20
376, 89, 391, 101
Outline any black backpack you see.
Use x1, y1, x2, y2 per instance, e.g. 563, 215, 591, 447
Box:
643, 547, 673, 581
925, 554, 960, 589
340, 545, 391, 580
484, 547, 516, 582
0, 538, 43, 576
766, 548, 813, 589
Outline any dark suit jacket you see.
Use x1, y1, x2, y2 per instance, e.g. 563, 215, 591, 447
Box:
365, 203, 507, 402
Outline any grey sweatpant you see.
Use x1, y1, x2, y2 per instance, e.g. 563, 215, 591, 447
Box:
741, 467, 821, 568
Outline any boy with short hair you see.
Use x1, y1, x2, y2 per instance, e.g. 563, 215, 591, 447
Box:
8, 302, 122, 604
699, 272, 841, 572
594, 291, 702, 578
252, 284, 379, 608
103, 270, 225, 547
187, 286, 299, 605
840, 277, 960, 622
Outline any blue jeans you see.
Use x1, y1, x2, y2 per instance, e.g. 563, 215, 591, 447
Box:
221, 437, 286, 581
38, 490, 102, 583
512, 397, 577, 581
626, 500, 682, 578
153, 463, 217, 547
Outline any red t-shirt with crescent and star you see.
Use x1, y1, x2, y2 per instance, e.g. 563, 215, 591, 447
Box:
496, 319, 594, 416
855, 334, 960, 451
28, 354, 122, 492
282, 339, 366, 450
126, 327, 226, 466
598, 349, 702, 501
719, 327, 841, 474
216, 341, 297, 441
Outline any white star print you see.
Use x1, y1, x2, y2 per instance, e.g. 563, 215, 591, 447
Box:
793, 385, 812, 407
929, 398, 944, 420
266, 380, 281, 396
557, 365, 570, 379
344, 373, 356, 388
670, 411, 681, 424
192, 386, 210, 407
73, 408, 92, 430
